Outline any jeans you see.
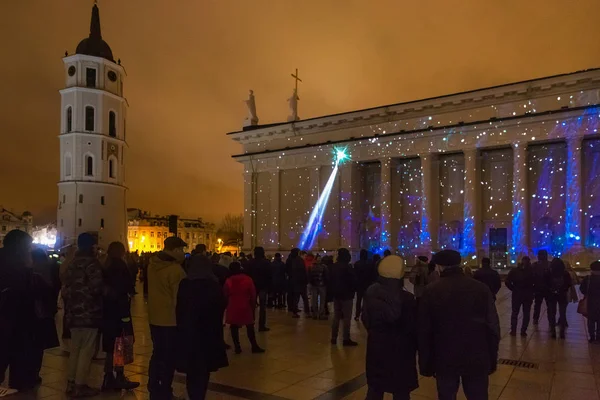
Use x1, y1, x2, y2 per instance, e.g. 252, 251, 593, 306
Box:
148, 325, 178, 399
366, 387, 410, 400
293, 289, 310, 314
186, 368, 210, 400
510, 294, 533, 333
355, 290, 365, 319
310, 286, 327, 318
67, 328, 98, 385
588, 318, 600, 340
533, 292, 547, 323
331, 299, 353, 341
436, 374, 489, 400
258, 290, 268, 329
546, 294, 568, 333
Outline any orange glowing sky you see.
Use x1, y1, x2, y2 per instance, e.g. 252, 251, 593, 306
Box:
0, 0, 599, 225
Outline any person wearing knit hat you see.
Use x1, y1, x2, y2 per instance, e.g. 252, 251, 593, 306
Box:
418, 248, 500, 400
62, 232, 104, 397
361, 254, 418, 398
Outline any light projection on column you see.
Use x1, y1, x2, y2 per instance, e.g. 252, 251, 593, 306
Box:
298, 148, 349, 250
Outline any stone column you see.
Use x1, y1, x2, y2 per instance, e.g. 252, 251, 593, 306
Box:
243, 171, 255, 251
270, 170, 280, 249
462, 148, 479, 262
419, 153, 438, 255
511, 142, 529, 261
380, 158, 392, 252
309, 167, 321, 250
566, 136, 584, 254
340, 163, 357, 250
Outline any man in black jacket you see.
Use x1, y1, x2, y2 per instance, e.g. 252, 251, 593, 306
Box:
532, 250, 551, 325
473, 257, 501, 300
505, 257, 535, 336
330, 248, 358, 346
418, 250, 500, 400
354, 249, 376, 321
245, 247, 272, 332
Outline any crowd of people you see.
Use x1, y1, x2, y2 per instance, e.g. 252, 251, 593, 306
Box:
1, 226, 599, 400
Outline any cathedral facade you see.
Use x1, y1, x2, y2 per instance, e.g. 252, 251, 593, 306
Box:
230, 68, 600, 267
56, 4, 128, 249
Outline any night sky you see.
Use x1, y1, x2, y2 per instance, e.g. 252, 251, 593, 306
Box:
1, 0, 598, 225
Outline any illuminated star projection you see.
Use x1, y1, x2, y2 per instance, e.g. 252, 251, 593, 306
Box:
298, 148, 348, 250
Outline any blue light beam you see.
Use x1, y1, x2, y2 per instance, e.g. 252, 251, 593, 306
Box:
298, 161, 340, 250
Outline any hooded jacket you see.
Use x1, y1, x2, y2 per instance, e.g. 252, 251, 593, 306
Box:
148, 251, 187, 326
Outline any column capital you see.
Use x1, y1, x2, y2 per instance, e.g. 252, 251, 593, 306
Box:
511, 141, 527, 150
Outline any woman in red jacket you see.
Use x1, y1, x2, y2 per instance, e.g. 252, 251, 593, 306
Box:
224, 262, 265, 354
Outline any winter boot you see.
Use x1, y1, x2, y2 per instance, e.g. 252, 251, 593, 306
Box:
113, 372, 140, 390
72, 384, 99, 398
550, 329, 557, 339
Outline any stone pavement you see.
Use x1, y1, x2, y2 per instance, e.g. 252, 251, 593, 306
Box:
4, 284, 600, 400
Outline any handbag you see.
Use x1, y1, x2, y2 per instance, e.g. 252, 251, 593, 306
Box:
577, 278, 590, 317
113, 331, 135, 367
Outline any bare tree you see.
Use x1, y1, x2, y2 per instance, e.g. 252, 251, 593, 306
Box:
218, 213, 243, 245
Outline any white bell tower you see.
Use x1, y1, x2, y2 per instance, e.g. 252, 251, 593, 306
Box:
57, 2, 128, 250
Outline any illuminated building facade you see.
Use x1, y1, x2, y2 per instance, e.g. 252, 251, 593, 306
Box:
127, 209, 217, 253
56, 4, 128, 250
0, 208, 33, 245
230, 68, 600, 267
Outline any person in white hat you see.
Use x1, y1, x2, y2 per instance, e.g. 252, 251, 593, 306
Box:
361, 255, 418, 400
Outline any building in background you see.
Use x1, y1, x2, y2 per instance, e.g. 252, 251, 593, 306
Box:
0, 208, 33, 245
127, 208, 217, 253
32, 224, 58, 249
231, 68, 600, 268
56, 3, 128, 250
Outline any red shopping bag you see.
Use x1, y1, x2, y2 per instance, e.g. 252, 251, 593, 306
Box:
113, 333, 134, 367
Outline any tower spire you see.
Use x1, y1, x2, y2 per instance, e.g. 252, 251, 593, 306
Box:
90, 2, 102, 40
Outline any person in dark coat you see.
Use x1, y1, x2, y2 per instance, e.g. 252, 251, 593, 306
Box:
270, 253, 287, 309
580, 261, 600, 342
177, 254, 229, 400
0, 230, 36, 391
309, 255, 329, 320
532, 250, 551, 325
323, 255, 334, 316
30, 249, 60, 385
362, 255, 417, 400
418, 250, 500, 400
330, 248, 358, 346
354, 249, 376, 321
287, 248, 310, 318
245, 247, 272, 331
544, 258, 572, 339
101, 242, 140, 391
224, 262, 265, 354
473, 257, 501, 300
505, 256, 535, 336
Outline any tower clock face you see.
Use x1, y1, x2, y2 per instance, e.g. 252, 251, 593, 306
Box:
107, 71, 117, 82
110, 144, 116, 151
68, 66, 76, 76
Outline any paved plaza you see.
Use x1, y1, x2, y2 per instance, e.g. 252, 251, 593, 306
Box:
5, 284, 600, 400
